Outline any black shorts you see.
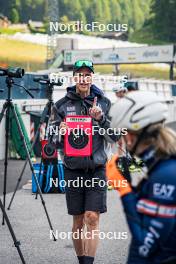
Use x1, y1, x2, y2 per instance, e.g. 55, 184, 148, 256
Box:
64, 166, 107, 215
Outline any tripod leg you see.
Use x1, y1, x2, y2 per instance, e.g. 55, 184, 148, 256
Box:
35, 159, 43, 199
8, 102, 51, 209
0, 101, 8, 123
0, 199, 26, 264
2, 103, 10, 225
10, 103, 57, 241
35, 109, 52, 200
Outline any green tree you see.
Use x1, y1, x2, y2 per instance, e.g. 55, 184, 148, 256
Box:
65, 0, 82, 20
20, 0, 44, 22
10, 8, 19, 23
0, 0, 154, 38
119, 0, 132, 25
101, 0, 111, 23
88, 0, 100, 24
131, 0, 144, 30
79, 0, 93, 24
151, 0, 176, 41
80, 11, 87, 24
109, 0, 122, 24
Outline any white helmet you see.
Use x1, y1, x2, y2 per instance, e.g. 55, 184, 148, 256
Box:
110, 91, 168, 131
112, 86, 127, 93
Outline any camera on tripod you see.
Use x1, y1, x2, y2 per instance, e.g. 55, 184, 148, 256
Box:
33, 74, 63, 86
0, 67, 24, 78
41, 139, 57, 159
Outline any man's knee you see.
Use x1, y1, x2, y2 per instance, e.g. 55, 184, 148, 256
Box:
84, 211, 99, 228
72, 214, 84, 231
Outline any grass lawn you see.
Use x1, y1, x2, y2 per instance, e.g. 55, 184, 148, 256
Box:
0, 28, 26, 35
0, 37, 46, 71
95, 64, 175, 80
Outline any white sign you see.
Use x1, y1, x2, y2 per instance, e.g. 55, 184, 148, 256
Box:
174, 53, 176, 63
64, 45, 174, 65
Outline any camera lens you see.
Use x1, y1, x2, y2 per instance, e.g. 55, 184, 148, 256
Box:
43, 143, 56, 157
0, 67, 24, 78
68, 129, 89, 149
7, 67, 25, 78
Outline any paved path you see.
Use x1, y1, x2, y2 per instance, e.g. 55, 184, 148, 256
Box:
0, 158, 132, 264
0, 159, 32, 196
0, 189, 130, 264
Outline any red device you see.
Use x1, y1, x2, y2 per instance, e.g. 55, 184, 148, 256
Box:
41, 139, 57, 159
64, 115, 92, 157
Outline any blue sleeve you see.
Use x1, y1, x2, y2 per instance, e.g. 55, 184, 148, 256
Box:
121, 162, 176, 258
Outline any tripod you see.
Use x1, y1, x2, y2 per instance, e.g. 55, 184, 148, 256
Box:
8, 80, 55, 205
0, 198, 26, 263
0, 76, 56, 240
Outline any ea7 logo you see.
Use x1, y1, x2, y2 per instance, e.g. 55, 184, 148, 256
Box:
153, 183, 175, 199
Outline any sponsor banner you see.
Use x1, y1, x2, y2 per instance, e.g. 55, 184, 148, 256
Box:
64, 45, 174, 65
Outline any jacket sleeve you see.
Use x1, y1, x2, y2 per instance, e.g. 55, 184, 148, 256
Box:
98, 98, 120, 143
48, 102, 65, 150
120, 169, 176, 258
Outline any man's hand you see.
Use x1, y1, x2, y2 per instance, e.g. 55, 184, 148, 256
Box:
106, 154, 132, 197
59, 121, 69, 129
89, 97, 103, 121
59, 122, 69, 134
58, 122, 69, 142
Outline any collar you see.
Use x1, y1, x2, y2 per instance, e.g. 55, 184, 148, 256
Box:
66, 85, 104, 100
139, 146, 157, 169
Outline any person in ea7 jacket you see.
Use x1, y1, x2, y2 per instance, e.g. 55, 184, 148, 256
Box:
107, 91, 176, 264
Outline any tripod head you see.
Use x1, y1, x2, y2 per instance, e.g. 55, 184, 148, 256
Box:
33, 74, 62, 101
0, 67, 34, 99
33, 74, 62, 86
0, 67, 24, 78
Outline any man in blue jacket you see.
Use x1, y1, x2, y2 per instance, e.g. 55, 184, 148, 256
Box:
51, 60, 119, 264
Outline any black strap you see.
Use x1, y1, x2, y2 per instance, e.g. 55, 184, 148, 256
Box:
130, 128, 147, 156
118, 156, 132, 183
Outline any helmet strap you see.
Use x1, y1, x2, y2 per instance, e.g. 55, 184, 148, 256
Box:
130, 128, 148, 156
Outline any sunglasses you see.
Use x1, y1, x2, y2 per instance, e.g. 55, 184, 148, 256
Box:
74, 60, 93, 68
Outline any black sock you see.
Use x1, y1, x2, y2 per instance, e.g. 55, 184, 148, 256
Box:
77, 255, 85, 264
84, 256, 95, 264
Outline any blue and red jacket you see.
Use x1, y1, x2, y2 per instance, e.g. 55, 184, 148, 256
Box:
122, 147, 176, 264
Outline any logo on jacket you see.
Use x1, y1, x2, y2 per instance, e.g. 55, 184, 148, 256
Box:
153, 183, 175, 200
66, 106, 76, 115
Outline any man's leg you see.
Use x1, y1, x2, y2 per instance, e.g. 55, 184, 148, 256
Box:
64, 167, 85, 262
72, 214, 85, 256
84, 211, 100, 257
82, 166, 107, 263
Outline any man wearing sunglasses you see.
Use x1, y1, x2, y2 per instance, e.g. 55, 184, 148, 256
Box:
51, 60, 119, 264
